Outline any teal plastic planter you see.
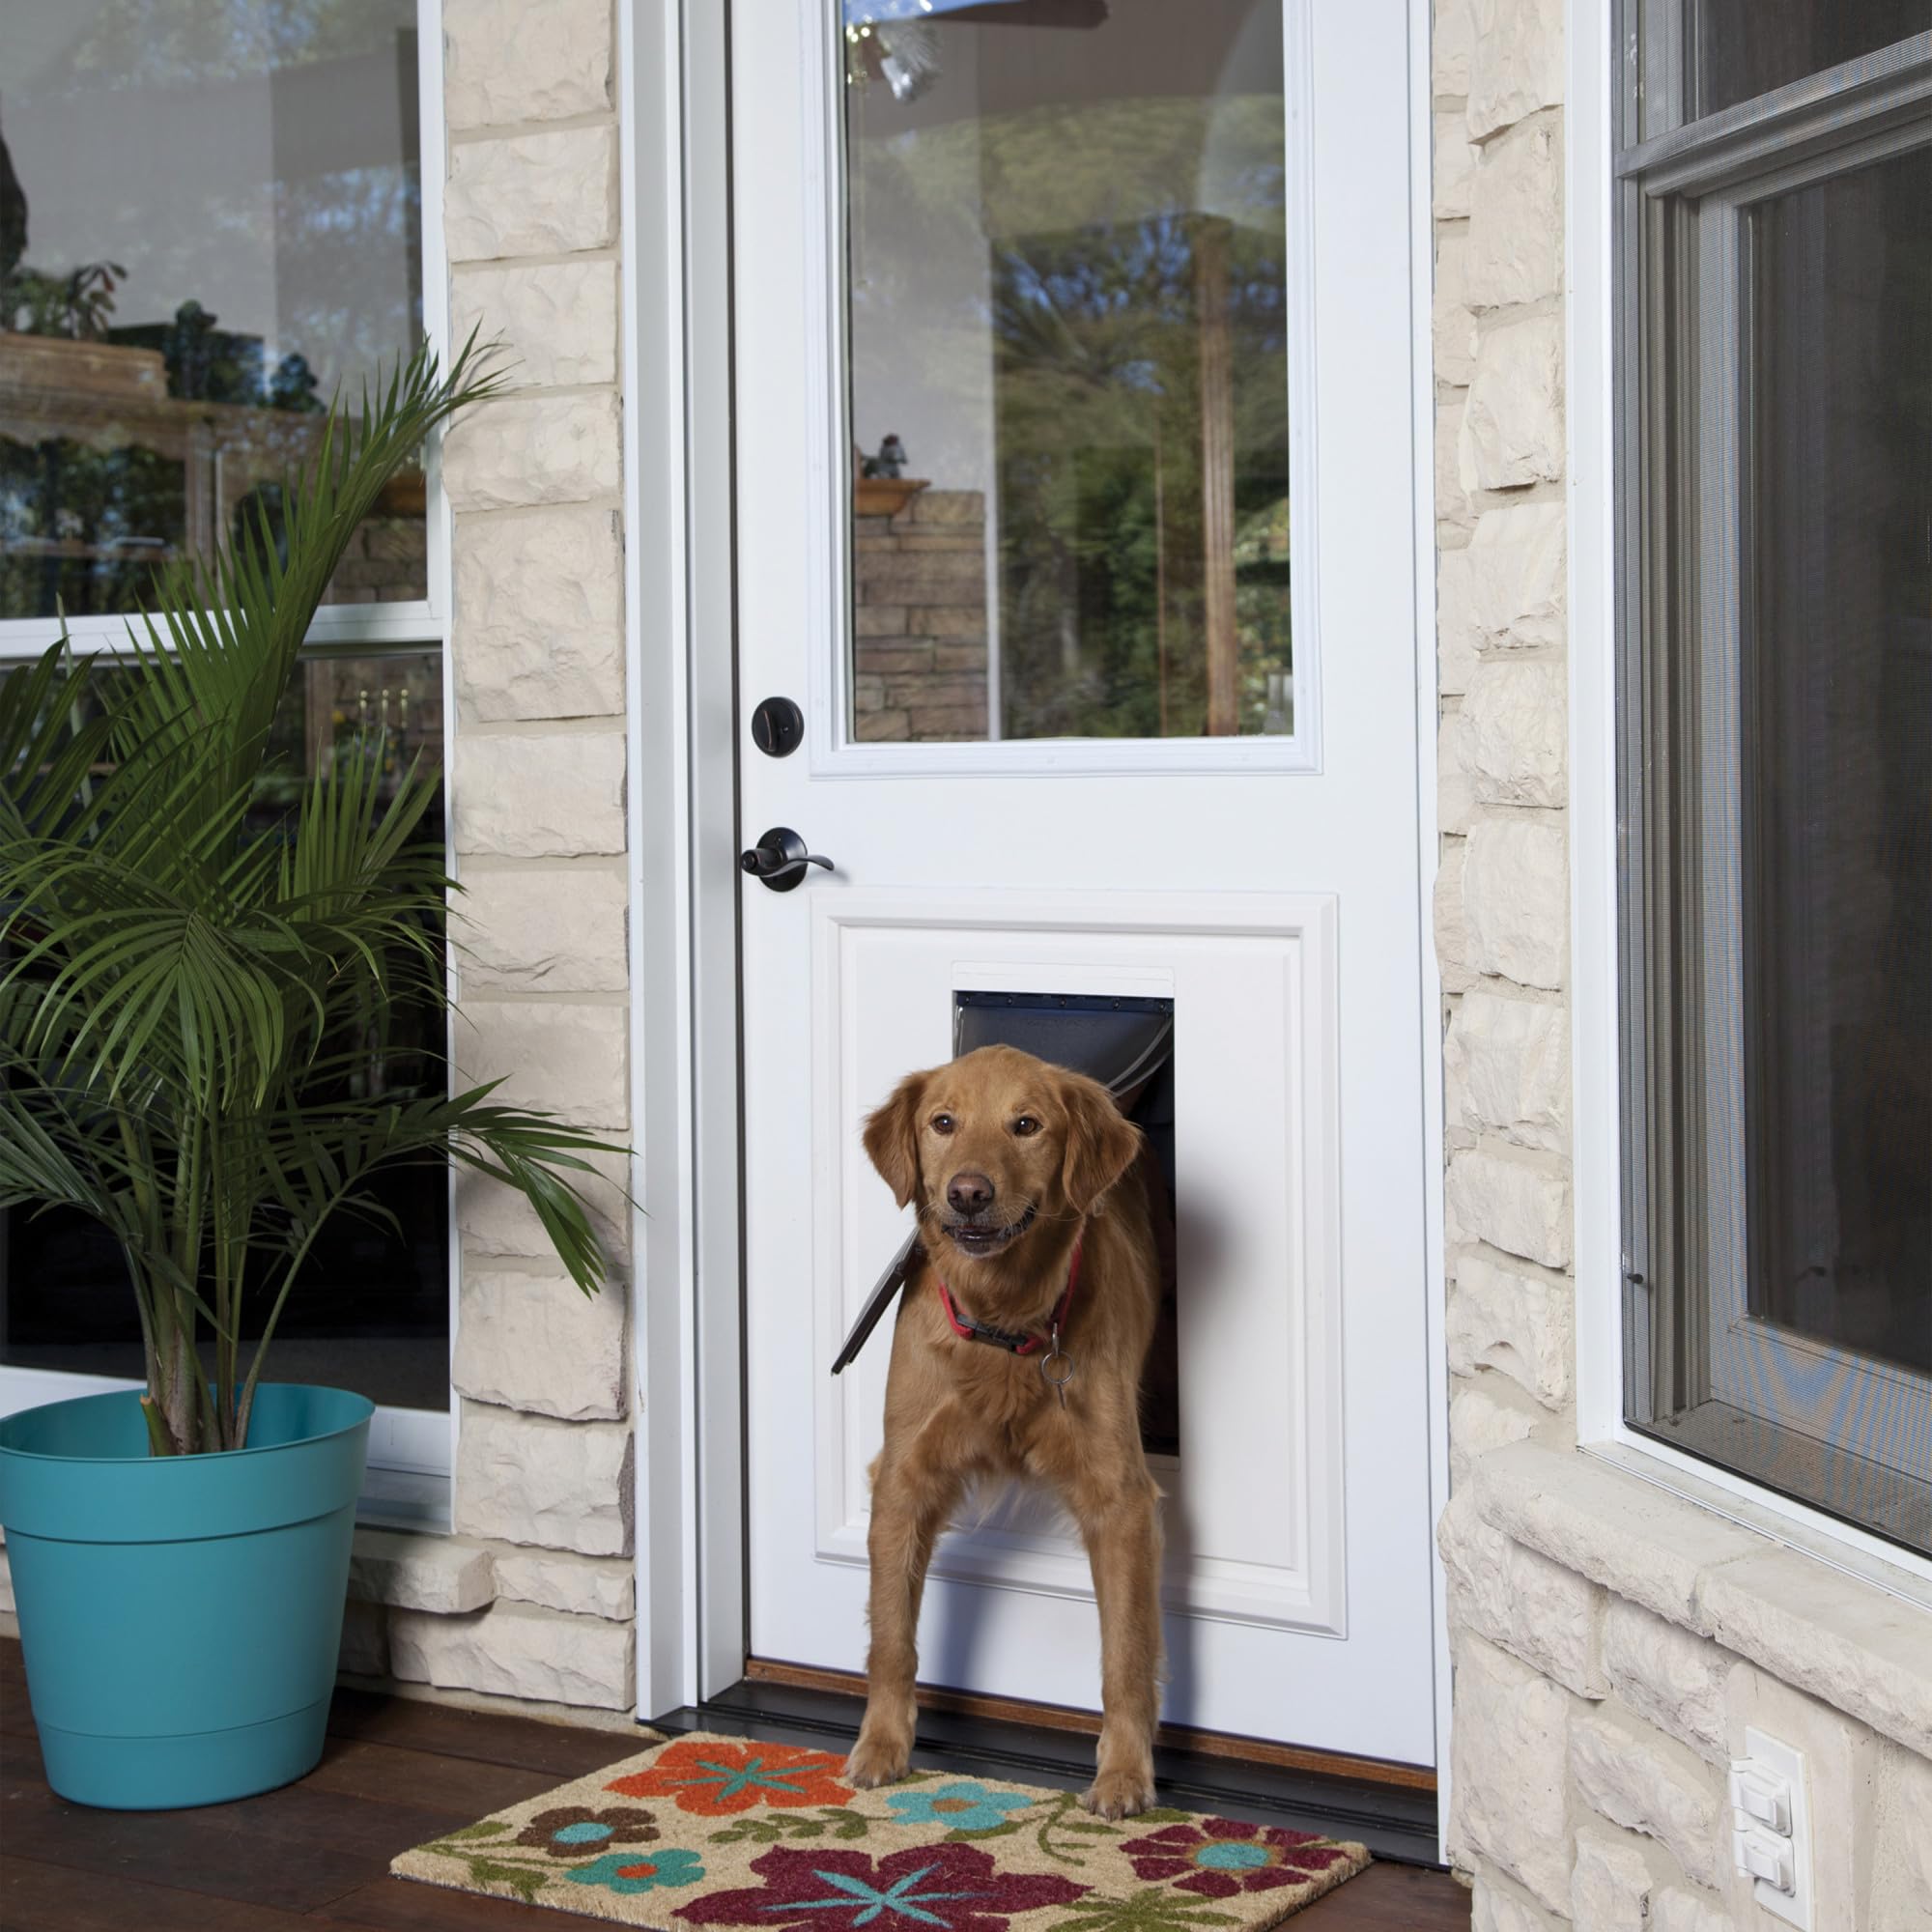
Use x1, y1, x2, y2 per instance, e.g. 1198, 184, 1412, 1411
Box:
0, 1383, 372, 1809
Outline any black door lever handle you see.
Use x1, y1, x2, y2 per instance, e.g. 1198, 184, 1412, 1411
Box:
740, 826, 834, 892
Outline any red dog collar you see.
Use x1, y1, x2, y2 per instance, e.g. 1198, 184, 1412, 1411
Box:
933, 1240, 1083, 1355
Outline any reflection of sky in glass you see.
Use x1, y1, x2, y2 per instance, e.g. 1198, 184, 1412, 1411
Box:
6, 0, 420, 397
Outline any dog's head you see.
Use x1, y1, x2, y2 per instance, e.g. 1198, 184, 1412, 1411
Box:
862, 1044, 1141, 1261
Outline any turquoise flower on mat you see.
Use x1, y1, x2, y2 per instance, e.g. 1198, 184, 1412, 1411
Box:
884, 1781, 1033, 1833
564, 1846, 707, 1894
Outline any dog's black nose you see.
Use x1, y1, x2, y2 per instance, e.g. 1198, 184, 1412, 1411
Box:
946, 1171, 995, 1214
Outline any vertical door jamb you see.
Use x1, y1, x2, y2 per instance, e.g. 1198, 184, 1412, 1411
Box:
624, 0, 748, 1719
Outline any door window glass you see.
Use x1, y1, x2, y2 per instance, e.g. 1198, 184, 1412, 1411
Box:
843, 0, 1291, 744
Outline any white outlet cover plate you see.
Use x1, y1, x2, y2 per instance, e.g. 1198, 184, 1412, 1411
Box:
1745, 1725, 1812, 1930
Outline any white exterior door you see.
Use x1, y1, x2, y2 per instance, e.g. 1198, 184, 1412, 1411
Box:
734, 0, 1435, 1766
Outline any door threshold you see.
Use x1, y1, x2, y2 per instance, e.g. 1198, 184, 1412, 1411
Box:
649, 1667, 1442, 1868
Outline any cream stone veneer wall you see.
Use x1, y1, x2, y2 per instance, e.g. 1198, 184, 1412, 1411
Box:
1432, 2, 1932, 1926
328, 0, 639, 1722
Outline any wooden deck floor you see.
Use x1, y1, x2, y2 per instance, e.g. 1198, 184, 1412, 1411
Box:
0, 1640, 1467, 1930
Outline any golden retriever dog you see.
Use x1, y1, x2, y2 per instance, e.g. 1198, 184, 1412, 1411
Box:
847, 1043, 1164, 1820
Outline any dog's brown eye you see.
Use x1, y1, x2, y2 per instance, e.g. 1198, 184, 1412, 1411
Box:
931, 1114, 955, 1135
1012, 1115, 1041, 1137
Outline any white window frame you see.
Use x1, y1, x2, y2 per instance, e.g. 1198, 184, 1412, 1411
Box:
1568, 0, 1932, 1594
0, 0, 458, 1526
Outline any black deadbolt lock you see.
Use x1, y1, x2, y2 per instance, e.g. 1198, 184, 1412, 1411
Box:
750, 696, 806, 758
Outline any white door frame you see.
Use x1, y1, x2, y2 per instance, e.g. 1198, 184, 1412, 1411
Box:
619, 0, 1449, 1840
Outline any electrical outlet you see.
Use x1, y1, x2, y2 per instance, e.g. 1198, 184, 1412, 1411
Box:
1733, 1727, 1811, 1930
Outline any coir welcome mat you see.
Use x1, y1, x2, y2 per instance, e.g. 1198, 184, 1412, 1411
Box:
390, 1733, 1370, 1929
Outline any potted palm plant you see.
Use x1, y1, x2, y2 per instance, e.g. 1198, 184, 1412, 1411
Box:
0, 340, 621, 1810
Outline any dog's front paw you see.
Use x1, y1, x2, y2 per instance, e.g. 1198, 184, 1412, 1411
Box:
845, 1731, 913, 1790
1081, 1765, 1157, 1821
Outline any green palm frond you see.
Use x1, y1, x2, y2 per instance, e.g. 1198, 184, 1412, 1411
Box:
0, 334, 630, 1457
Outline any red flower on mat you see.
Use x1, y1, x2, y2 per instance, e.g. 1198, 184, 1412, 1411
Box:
672, 1842, 1088, 1932
607, 1739, 855, 1815
1119, 1818, 1353, 1897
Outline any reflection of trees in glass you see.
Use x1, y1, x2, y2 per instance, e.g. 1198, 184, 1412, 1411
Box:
49, 0, 414, 89
0, 440, 183, 617
992, 213, 1291, 739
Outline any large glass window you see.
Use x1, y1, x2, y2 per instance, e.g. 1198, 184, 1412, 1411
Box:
0, 651, 450, 1415
1618, 6, 1932, 1555
0, 1, 450, 1494
841, 0, 1293, 745
1, 0, 427, 622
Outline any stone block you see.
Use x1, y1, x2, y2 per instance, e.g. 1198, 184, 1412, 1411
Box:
1651, 1889, 1731, 1932
350, 1528, 496, 1613
909, 605, 989, 638
455, 1404, 634, 1555
444, 0, 613, 128
457, 1147, 633, 1263
453, 1001, 630, 1131
1464, 500, 1567, 652
1435, 223, 1479, 388
1463, 660, 1566, 809
446, 126, 618, 262
452, 259, 619, 392
1470, 1440, 1768, 1630
1435, 112, 1479, 219
855, 605, 908, 637
1470, 1876, 1562, 1932
1447, 1634, 1576, 1912
1446, 1147, 1571, 1269
456, 1261, 628, 1421
1449, 1378, 1541, 1489
858, 553, 986, 605
1438, 548, 1479, 693
855, 710, 910, 741
1602, 1598, 1733, 1764
1439, 709, 1474, 837
857, 646, 935, 676
452, 732, 626, 859
1468, 0, 1564, 142
491, 1548, 636, 1622
445, 393, 622, 511
1450, 1248, 1573, 1406
1437, 398, 1476, 538
1435, 0, 1474, 96
1570, 1704, 1727, 1889
1870, 1741, 1932, 1932
454, 866, 629, 994
1465, 113, 1563, 309
1444, 989, 1569, 1151
1463, 815, 1567, 989
1440, 1492, 1606, 1696
1570, 1828, 1657, 1932
909, 705, 987, 739
454, 506, 623, 722
389, 1599, 635, 1711
1435, 837, 1475, 994
339, 1598, 390, 1676
1699, 1547, 1932, 1762
1463, 312, 1564, 491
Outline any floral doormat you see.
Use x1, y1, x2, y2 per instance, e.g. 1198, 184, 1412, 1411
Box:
390, 1733, 1371, 1929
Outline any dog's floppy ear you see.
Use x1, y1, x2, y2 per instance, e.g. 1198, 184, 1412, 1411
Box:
1058, 1069, 1143, 1215
863, 1069, 929, 1209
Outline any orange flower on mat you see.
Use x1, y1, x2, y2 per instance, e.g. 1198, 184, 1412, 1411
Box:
608, 1740, 854, 1816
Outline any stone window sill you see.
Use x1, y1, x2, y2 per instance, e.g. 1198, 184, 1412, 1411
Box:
1466, 1438, 1932, 1762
